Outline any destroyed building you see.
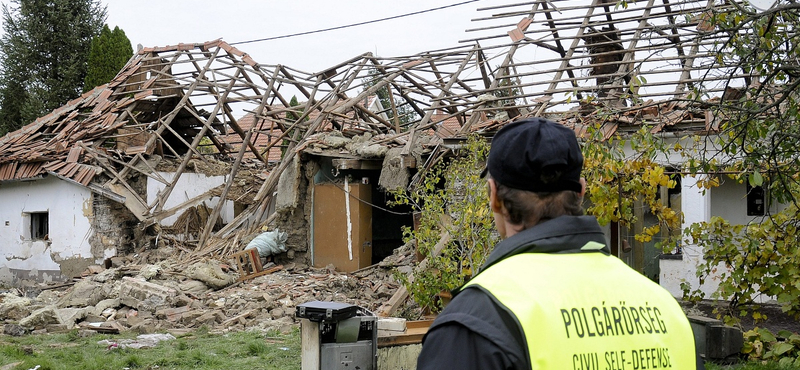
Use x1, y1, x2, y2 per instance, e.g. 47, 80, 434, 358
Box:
0, 0, 774, 302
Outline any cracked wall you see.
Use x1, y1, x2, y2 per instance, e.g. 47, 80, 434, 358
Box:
274, 156, 314, 266
89, 174, 144, 258
0, 176, 95, 285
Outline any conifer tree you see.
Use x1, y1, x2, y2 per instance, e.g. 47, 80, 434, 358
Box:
0, 0, 106, 135
84, 24, 133, 92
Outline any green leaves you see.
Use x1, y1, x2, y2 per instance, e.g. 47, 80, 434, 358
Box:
744, 327, 800, 363
749, 171, 764, 187
392, 135, 495, 313
680, 9, 800, 354
686, 194, 800, 336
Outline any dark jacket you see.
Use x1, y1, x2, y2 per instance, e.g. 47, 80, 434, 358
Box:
416, 215, 609, 370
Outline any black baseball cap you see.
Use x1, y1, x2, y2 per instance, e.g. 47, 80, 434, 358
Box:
482, 117, 583, 193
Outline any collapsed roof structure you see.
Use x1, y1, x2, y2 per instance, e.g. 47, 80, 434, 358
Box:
0, 0, 747, 279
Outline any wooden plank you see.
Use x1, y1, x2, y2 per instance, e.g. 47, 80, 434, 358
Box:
300, 319, 321, 370
197, 128, 252, 247
238, 264, 283, 282
405, 320, 430, 330
221, 309, 255, 325
149, 187, 219, 223
377, 320, 433, 348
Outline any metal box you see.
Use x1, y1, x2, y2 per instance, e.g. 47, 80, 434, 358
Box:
321, 341, 375, 370
298, 301, 377, 370
297, 301, 358, 323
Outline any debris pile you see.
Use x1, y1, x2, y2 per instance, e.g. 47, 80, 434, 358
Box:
1, 243, 418, 337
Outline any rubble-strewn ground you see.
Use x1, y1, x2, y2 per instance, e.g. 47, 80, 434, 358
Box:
1, 244, 419, 337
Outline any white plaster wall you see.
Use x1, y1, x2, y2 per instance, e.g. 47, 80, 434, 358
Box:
710, 177, 782, 225
0, 176, 94, 282
660, 174, 714, 297
147, 172, 235, 226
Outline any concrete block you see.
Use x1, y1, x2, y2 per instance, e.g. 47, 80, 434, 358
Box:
276, 155, 301, 211
156, 306, 191, 322
378, 317, 407, 332
83, 314, 106, 323
688, 315, 743, 360
93, 298, 120, 316
179, 309, 206, 325
378, 343, 422, 370
56, 307, 90, 327
0, 294, 32, 320
130, 319, 157, 334
706, 325, 744, 359
20, 306, 61, 329
194, 310, 225, 326
126, 313, 144, 327
58, 280, 105, 308
44, 324, 70, 333
137, 295, 169, 313
119, 277, 176, 311
3, 324, 27, 336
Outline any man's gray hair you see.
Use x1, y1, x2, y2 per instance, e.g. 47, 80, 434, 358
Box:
494, 181, 583, 228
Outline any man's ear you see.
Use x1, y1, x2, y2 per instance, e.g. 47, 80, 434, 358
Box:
579, 178, 587, 197
488, 178, 503, 213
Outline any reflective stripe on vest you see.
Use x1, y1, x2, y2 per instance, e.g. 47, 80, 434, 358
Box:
464, 247, 696, 370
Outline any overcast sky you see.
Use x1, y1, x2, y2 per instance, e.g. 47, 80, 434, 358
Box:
99, 0, 511, 73
0, 1, 516, 73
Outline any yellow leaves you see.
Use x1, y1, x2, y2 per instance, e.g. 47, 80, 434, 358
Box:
697, 176, 721, 189
642, 166, 670, 187
463, 206, 489, 220
635, 225, 661, 243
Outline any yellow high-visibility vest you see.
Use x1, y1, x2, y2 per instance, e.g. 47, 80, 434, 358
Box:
464, 243, 696, 370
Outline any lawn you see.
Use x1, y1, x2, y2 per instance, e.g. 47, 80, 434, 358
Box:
0, 327, 300, 370
2, 328, 797, 370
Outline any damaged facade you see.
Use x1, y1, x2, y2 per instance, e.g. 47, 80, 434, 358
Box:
0, 0, 770, 299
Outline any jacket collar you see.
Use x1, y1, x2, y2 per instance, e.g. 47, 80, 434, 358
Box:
479, 215, 609, 273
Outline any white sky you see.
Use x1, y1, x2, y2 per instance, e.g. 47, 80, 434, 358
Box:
0, 0, 517, 73
98, 0, 511, 74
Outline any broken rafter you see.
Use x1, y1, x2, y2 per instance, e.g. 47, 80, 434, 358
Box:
198, 128, 252, 247
152, 66, 242, 214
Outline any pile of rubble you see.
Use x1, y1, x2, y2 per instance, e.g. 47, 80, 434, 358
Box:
1, 244, 418, 337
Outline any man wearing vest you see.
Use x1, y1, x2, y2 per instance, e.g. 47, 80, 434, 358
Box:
416, 117, 699, 369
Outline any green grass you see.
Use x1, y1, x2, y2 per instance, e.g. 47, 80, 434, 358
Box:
0, 328, 300, 370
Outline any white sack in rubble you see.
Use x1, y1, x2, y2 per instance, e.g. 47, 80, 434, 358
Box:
246, 230, 288, 257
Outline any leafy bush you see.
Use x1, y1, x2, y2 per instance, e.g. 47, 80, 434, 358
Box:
743, 327, 800, 367
391, 135, 496, 312
683, 200, 800, 325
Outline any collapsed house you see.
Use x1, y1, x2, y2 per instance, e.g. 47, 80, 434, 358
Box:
0, 0, 770, 299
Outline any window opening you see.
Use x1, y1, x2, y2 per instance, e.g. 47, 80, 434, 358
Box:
30, 212, 49, 240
